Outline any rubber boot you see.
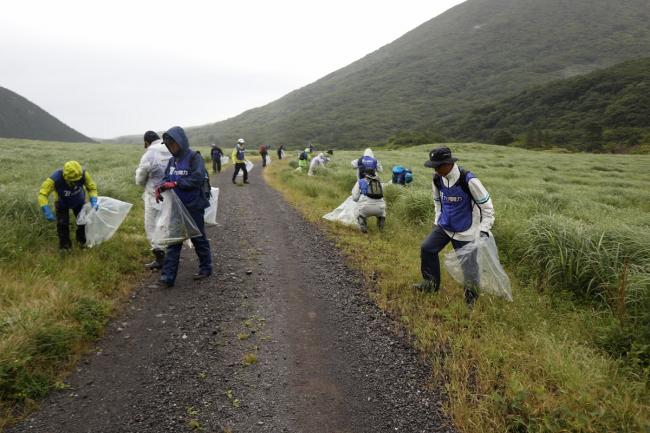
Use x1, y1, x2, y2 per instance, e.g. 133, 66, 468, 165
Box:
464, 286, 479, 306
357, 216, 368, 233
145, 249, 165, 270
377, 216, 386, 231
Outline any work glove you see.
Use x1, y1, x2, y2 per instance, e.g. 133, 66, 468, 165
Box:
155, 187, 164, 203
159, 181, 177, 192
90, 197, 99, 210
480, 231, 490, 238
41, 205, 55, 222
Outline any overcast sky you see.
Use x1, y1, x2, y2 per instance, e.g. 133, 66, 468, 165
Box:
1, 0, 464, 138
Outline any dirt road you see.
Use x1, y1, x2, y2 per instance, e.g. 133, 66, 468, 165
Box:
11, 166, 454, 433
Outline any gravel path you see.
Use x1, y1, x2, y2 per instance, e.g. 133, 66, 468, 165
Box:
10, 165, 454, 433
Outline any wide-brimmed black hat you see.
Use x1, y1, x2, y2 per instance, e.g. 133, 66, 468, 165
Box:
424, 146, 458, 168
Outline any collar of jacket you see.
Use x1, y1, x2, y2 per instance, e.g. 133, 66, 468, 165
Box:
441, 163, 460, 187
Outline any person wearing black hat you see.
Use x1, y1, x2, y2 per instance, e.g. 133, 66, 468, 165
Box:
135, 130, 172, 269
414, 147, 495, 305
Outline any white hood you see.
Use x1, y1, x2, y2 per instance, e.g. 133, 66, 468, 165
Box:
363, 148, 374, 158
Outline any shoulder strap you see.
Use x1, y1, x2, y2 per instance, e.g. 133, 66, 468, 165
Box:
433, 173, 442, 190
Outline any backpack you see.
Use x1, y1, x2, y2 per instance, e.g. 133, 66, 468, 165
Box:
299, 151, 308, 160
192, 151, 212, 201
364, 176, 384, 199
405, 170, 413, 184
259, 145, 267, 154
433, 168, 472, 201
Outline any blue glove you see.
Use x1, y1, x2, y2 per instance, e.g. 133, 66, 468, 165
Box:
41, 205, 55, 222
90, 197, 98, 210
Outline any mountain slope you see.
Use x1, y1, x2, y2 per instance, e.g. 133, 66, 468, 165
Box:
452, 57, 650, 151
0, 87, 93, 143
189, 0, 650, 148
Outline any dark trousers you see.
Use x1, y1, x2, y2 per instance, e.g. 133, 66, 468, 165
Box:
161, 207, 212, 284
277, 150, 283, 160
421, 226, 479, 290
232, 163, 248, 182
261, 153, 267, 167
212, 158, 221, 173
55, 202, 85, 250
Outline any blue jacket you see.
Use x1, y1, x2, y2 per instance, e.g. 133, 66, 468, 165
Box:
162, 126, 209, 211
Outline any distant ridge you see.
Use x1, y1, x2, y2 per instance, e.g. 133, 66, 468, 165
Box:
0, 87, 93, 143
186, 0, 650, 149
451, 57, 650, 151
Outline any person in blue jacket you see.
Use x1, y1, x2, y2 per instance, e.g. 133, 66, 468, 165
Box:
414, 147, 495, 306
154, 126, 213, 287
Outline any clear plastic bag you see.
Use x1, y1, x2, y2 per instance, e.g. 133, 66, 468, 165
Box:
266, 154, 272, 165
221, 156, 230, 165
204, 187, 220, 226
323, 196, 359, 227
236, 160, 254, 177
76, 196, 133, 248
444, 235, 513, 301
151, 191, 201, 246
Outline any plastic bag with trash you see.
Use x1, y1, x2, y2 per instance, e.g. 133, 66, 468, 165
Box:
204, 187, 220, 226
151, 191, 201, 246
322, 196, 358, 227
220, 156, 230, 165
236, 160, 254, 177
76, 196, 133, 248
265, 154, 272, 165
444, 235, 512, 301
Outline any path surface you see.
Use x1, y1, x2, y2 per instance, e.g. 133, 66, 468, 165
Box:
10, 166, 454, 433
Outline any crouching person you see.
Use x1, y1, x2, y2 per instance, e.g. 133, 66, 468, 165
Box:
414, 147, 495, 306
351, 169, 386, 233
38, 161, 98, 251
155, 126, 213, 288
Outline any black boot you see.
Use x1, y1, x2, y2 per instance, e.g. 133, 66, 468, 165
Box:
357, 216, 368, 233
377, 217, 386, 231
145, 249, 165, 270
464, 286, 479, 306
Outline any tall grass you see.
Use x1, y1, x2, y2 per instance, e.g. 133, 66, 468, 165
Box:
0, 139, 149, 428
265, 144, 650, 433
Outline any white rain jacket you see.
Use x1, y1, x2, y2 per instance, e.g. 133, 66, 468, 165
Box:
308, 153, 330, 176
134, 139, 172, 248
351, 180, 386, 218
432, 163, 495, 242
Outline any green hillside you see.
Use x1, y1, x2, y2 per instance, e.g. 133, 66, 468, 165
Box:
452, 57, 650, 151
0, 87, 93, 143
187, 0, 650, 149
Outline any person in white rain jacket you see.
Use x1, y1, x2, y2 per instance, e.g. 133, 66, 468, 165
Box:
308, 151, 332, 176
351, 148, 383, 179
351, 169, 386, 233
135, 130, 172, 270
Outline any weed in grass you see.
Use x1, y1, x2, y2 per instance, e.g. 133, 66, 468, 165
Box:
237, 333, 250, 341
242, 353, 258, 366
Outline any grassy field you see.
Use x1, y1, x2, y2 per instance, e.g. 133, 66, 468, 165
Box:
0, 139, 154, 428
265, 144, 650, 433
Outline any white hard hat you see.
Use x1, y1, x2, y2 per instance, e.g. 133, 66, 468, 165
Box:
238, 138, 245, 144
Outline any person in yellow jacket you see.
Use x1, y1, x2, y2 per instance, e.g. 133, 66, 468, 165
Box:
38, 161, 99, 250
231, 138, 249, 184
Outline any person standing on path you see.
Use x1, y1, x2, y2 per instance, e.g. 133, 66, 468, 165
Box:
414, 147, 495, 305
210, 144, 224, 173
38, 161, 99, 251
231, 138, 249, 184
259, 144, 269, 167
154, 126, 213, 287
277, 144, 285, 160
135, 130, 172, 269
351, 168, 386, 233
